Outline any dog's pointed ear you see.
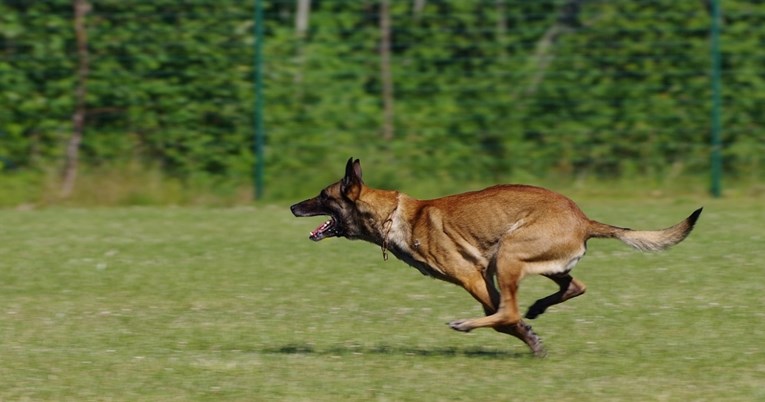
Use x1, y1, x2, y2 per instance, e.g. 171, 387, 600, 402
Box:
341, 158, 363, 199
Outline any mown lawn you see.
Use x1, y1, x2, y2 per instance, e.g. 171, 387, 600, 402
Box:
1, 196, 763, 400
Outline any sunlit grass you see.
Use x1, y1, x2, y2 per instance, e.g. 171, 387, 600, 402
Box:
0, 197, 763, 400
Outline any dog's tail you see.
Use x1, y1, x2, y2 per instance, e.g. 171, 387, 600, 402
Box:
587, 207, 703, 252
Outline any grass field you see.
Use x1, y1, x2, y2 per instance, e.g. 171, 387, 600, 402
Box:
1, 196, 764, 400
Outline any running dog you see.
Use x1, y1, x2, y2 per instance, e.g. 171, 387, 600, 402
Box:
290, 158, 702, 356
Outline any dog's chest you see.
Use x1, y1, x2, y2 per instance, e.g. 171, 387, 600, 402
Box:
388, 213, 445, 277
389, 243, 443, 277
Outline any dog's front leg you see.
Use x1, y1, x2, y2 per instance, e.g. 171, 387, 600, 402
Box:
448, 257, 523, 332
525, 273, 586, 319
446, 270, 501, 332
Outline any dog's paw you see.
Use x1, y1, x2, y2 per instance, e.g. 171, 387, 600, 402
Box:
447, 319, 473, 333
533, 347, 548, 358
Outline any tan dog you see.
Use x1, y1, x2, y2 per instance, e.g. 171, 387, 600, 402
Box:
291, 158, 702, 356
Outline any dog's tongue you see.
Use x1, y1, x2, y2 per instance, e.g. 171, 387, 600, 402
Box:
309, 219, 332, 241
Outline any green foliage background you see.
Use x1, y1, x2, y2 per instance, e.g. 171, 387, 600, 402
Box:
0, 0, 763, 203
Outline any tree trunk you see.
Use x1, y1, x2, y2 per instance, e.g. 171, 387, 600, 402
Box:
61, 0, 90, 198
495, 0, 507, 39
295, 0, 311, 37
294, 0, 311, 97
379, 0, 394, 140
413, 0, 426, 18
520, 0, 583, 96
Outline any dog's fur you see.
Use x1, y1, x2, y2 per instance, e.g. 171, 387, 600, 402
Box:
291, 158, 702, 356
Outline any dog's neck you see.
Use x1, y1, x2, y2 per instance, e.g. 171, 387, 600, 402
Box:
380, 193, 400, 261
357, 187, 401, 247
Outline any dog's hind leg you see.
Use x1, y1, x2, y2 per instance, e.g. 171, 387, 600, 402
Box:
525, 274, 586, 319
449, 269, 547, 357
494, 321, 546, 357
492, 256, 546, 356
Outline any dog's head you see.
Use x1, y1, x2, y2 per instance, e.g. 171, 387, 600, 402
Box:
290, 158, 366, 241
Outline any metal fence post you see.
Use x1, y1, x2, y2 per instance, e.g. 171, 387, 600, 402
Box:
710, 0, 723, 198
254, 0, 265, 200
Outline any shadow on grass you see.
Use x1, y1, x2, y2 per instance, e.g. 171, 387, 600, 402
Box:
262, 343, 529, 359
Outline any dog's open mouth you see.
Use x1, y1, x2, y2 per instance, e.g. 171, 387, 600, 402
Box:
309, 216, 338, 241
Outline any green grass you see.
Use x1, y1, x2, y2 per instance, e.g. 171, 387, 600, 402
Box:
1, 197, 764, 401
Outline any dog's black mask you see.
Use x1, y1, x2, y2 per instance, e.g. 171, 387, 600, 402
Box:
290, 158, 364, 241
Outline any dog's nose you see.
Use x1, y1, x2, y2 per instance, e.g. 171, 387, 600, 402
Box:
290, 204, 299, 216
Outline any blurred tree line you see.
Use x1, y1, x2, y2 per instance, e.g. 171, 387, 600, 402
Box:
0, 0, 763, 201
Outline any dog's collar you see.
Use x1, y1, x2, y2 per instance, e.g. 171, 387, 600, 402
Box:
380, 194, 400, 261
